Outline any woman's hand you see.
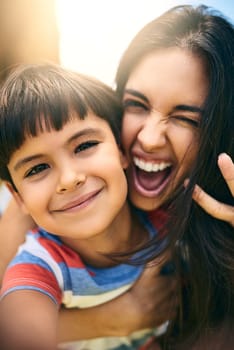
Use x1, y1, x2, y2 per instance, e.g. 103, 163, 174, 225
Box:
192, 153, 234, 227
0, 198, 35, 283
123, 260, 178, 333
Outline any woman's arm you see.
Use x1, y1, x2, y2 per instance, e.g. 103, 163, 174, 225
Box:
192, 153, 234, 226
57, 263, 178, 341
0, 199, 35, 282
0, 272, 176, 348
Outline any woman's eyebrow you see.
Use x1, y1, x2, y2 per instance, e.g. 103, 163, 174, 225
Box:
124, 89, 203, 114
174, 104, 203, 113
123, 89, 149, 103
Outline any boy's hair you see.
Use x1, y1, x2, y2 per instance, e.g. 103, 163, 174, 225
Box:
0, 63, 123, 184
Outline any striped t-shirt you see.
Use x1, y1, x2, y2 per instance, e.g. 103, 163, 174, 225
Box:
1, 208, 168, 350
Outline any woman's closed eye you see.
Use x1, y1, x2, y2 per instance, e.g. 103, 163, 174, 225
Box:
75, 140, 99, 154
170, 115, 200, 128
25, 163, 49, 178
123, 99, 148, 114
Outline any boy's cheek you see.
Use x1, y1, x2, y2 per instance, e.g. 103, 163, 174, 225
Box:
5, 182, 29, 215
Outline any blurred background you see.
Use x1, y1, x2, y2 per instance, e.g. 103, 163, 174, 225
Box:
0, 0, 233, 86
56, 0, 234, 85
0, 0, 59, 81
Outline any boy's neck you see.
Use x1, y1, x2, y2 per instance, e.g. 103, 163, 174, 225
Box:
61, 202, 149, 268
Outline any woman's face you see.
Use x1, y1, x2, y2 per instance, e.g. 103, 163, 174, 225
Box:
121, 47, 209, 211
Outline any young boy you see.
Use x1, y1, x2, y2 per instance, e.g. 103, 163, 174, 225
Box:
0, 64, 166, 350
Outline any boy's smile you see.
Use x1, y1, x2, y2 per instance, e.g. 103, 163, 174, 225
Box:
52, 188, 103, 213
7, 113, 129, 245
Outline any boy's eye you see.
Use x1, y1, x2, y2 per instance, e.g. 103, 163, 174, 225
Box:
75, 141, 99, 153
25, 163, 49, 178
123, 99, 148, 114
170, 115, 199, 128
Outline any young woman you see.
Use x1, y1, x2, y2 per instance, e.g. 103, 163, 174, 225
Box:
0, 4, 233, 349
115, 4, 234, 348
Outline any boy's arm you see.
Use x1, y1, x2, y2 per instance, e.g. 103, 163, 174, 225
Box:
0, 290, 58, 350
0, 200, 178, 341
57, 260, 178, 342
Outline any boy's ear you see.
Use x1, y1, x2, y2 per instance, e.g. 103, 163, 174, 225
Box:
5, 182, 29, 215
119, 150, 129, 169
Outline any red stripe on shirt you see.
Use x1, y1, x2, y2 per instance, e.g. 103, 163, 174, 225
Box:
38, 236, 86, 268
1, 263, 62, 304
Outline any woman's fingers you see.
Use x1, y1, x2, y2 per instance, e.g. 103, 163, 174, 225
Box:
218, 153, 234, 196
192, 153, 234, 226
192, 184, 234, 226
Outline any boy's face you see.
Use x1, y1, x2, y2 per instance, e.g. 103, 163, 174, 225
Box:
7, 113, 128, 239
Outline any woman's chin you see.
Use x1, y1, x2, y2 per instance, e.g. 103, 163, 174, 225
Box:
128, 189, 163, 212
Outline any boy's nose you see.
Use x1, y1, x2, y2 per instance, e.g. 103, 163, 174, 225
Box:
56, 168, 86, 193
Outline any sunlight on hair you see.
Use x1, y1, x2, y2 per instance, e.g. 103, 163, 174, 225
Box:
55, 0, 178, 85
56, 0, 233, 85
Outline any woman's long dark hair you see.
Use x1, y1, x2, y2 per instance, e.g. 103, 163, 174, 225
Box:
116, 4, 234, 341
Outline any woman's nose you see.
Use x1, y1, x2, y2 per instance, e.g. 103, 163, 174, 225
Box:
137, 114, 167, 152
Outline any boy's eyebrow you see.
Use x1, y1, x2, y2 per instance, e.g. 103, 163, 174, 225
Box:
13, 127, 103, 171
124, 88, 203, 113
67, 127, 102, 143
13, 154, 45, 171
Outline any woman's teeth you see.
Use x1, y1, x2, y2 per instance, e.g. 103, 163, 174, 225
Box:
133, 157, 171, 172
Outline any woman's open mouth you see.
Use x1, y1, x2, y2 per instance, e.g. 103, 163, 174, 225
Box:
132, 157, 173, 197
